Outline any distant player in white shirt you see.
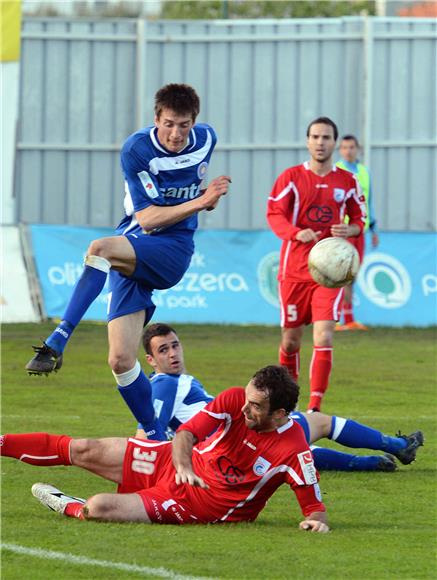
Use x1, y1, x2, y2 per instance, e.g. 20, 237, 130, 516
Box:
135, 323, 423, 472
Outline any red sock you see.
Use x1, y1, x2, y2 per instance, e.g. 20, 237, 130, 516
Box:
64, 502, 86, 519
343, 304, 354, 324
0, 433, 72, 466
279, 346, 300, 381
308, 346, 333, 411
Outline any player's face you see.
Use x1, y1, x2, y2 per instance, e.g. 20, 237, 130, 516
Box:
307, 123, 337, 164
155, 108, 195, 153
147, 332, 185, 375
339, 139, 359, 163
242, 382, 277, 432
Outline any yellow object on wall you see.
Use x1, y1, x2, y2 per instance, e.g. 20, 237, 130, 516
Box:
0, 0, 22, 62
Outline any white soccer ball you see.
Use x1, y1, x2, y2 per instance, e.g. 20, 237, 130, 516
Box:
308, 237, 360, 288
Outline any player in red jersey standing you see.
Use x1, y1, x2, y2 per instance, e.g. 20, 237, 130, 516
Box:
1, 366, 328, 532
267, 117, 366, 412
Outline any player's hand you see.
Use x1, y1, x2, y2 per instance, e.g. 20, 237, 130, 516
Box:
296, 229, 321, 243
299, 519, 330, 533
201, 176, 231, 210
175, 468, 209, 489
330, 223, 351, 238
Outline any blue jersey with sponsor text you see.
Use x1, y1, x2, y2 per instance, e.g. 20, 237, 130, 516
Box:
118, 123, 217, 238
150, 372, 214, 438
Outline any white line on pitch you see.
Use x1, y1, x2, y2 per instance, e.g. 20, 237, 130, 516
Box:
1, 543, 213, 579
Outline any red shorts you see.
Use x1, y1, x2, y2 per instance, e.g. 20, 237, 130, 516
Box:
279, 279, 344, 328
118, 438, 201, 525
348, 234, 365, 262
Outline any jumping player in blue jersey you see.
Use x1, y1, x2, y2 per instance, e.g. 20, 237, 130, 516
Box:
134, 323, 424, 471
25, 84, 231, 440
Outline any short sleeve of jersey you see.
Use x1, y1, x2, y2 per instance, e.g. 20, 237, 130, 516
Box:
120, 130, 165, 212
177, 387, 243, 442
151, 373, 214, 434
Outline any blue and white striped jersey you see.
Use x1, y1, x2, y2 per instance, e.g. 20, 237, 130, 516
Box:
117, 123, 217, 237
150, 373, 214, 438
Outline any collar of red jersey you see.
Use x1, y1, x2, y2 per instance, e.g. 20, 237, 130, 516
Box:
276, 418, 294, 434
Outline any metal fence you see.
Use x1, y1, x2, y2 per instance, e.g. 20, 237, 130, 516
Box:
16, 17, 437, 231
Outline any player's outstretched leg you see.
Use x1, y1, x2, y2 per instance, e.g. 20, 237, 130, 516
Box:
25, 255, 111, 375
0, 433, 73, 465
311, 446, 397, 472
328, 418, 424, 465
32, 483, 86, 518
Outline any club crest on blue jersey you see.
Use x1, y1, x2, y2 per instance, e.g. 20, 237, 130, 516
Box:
333, 188, 345, 202
197, 161, 208, 180
253, 456, 272, 476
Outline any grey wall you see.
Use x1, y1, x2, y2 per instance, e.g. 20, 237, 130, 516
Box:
16, 17, 437, 231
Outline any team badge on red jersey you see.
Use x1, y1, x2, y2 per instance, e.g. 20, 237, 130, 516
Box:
333, 188, 346, 202
253, 456, 272, 476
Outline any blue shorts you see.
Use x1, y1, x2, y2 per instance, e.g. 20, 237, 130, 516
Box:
107, 232, 194, 323
290, 412, 310, 443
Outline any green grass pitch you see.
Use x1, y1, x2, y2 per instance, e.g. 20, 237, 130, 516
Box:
1, 323, 436, 579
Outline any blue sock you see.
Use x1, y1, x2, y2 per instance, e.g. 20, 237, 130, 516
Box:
312, 447, 384, 471
329, 417, 407, 453
116, 362, 166, 441
46, 259, 110, 353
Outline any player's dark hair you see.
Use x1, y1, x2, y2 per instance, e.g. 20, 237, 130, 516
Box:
143, 323, 178, 355
340, 134, 359, 146
251, 365, 299, 414
154, 84, 200, 121
306, 116, 338, 141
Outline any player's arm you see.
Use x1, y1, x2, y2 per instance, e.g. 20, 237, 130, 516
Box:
293, 482, 329, 533
172, 389, 239, 488
136, 176, 231, 231
331, 176, 366, 239
267, 171, 305, 241
172, 429, 209, 488
288, 430, 329, 533
172, 408, 221, 488
367, 179, 379, 247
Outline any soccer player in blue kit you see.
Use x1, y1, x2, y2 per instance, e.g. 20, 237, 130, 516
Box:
135, 323, 424, 471
25, 84, 231, 440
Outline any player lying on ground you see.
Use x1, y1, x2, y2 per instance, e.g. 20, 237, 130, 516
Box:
25, 83, 231, 441
135, 323, 424, 472
1, 366, 329, 532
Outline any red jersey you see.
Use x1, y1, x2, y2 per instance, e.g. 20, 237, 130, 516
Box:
177, 387, 325, 523
267, 162, 366, 282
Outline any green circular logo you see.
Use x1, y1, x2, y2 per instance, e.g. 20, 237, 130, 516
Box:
257, 252, 280, 308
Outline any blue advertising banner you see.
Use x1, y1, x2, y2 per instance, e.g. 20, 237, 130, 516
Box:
30, 225, 113, 320
30, 225, 437, 327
